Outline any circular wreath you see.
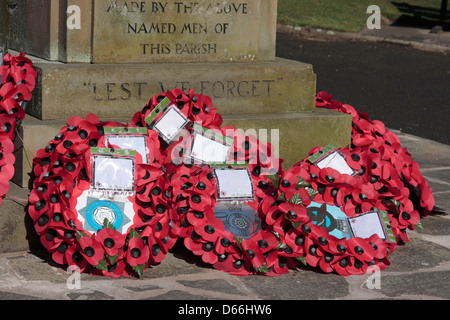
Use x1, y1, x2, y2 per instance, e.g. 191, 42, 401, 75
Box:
131, 89, 292, 276
315, 91, 434, 243
164, 125, 296, 276
0, 51, 36, 203
28, 114, 177, 277
265, 161, 394, 276
253, 92, 435, 276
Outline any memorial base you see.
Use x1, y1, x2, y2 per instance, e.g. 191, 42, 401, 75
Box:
12, 110, 351, 188
29, 58, 317, 120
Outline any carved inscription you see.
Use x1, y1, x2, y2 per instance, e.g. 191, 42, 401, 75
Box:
94, 1, 257, 62
84, 78, 280, 102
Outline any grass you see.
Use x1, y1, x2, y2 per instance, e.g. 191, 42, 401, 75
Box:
277, 0, 445, 32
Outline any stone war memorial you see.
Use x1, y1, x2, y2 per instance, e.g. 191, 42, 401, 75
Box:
1, 0, 351, 188
0, 0, 437, 281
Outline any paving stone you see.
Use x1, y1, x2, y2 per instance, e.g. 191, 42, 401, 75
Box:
7, 253, 66, 283
375, 271, 450, 299
387, 238, 450, 272
398, 135, 450, 169
239, 270, 349, 300
147, 290, 214, 300
123, 284, 161, 293
416, 214, 450, 236
421, 169, 450, 184
0, 291, 46, 300
143, 243, 212, 279
177, 279, 242, 295
432, 192, 450, 213
67, 290, 114, 300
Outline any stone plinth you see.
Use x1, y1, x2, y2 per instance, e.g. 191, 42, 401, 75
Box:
30, 58, 316, 120
0, 0, 276, 63
3, 0, 352, 192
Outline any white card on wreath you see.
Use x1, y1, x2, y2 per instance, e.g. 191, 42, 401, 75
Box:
214, 167, 254, 200
154, 107, 189, 142
93, 155, 135, 191
315, 151, 355, 176
190, 133, 231, 164
76, 190, 135, 234
106, 135, 148, 164
348, 210, 387, 240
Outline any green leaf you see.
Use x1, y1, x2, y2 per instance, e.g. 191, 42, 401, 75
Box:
266, 173, 280, 188
289, 193, 303, 205
389, 199, 402, 213
234, 237, 244, 252
296, 177, 311, 189
126, 228, 142, 246
294, 255, 308, 266
76, 231, 89, 241
128, 228, 142, 239
102, 218, 116, 231
284, 215, 301, 229
277, 192, 287, 202
254, 262, 269, 274
276, 240, 288, 250
415, 220, 424, 231
106, 250, 120, 265
306, 187, 319, 200
132, 264, 146, 278
94, 258, 108, 271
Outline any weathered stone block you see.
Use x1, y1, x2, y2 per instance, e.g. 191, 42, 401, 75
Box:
1, 0, 277, 63
222, 108, 352, 169
0, 0, 92, 63
93, 0, 277, 63
12, 109, 351, 187
29, 57, 317, 120
0, 183, 30, 253
12, 117, 69, 187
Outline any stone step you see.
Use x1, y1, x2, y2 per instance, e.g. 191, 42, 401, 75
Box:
5, 108, 351, 253
0, 182, 36, 253
12, 109, 351, 188
29, 57, 317, 120
222, 108, 352, 169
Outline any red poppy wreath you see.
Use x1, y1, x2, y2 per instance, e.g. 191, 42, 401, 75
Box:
315, 91, 434, 243
253, 92, 435, 276
0, 51, 37, 204
28, 114, 177, 277
163, 126, 294, 276
131, 89, 292, 276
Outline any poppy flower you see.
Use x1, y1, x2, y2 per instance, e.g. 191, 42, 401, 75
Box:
194, 214, 224, 242
239, 231, 278, 269
65, 246, 89, 273
97, 258, 128, 278
184, 234, 220, 265
96, 227, 125, 257
278, 201, 308, 224
145, 235, 168, 264
78, 236, 105, 266
126, 237, 150, 267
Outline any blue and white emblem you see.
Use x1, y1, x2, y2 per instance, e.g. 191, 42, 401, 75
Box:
76, 191, 134, 234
